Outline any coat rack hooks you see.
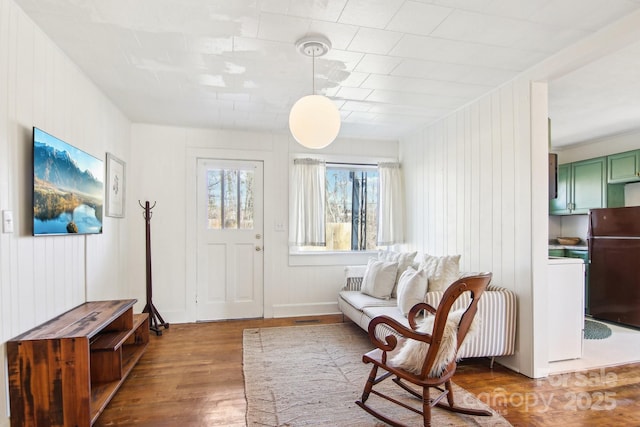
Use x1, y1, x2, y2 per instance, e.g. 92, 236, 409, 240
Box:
139, 200, 169, 335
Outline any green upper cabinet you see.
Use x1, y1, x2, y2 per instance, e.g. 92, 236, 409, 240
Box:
572, 157, 608, 214
608, 150, 640, 184
550, 157, 623, 215
550, 163, 571, 215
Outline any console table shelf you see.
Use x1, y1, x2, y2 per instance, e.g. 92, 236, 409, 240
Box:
7, 300, 149, 427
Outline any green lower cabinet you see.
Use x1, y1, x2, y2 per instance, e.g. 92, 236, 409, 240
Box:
548, 249, 566, 257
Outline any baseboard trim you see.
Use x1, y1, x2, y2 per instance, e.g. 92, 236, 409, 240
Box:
271, 302, 339, 318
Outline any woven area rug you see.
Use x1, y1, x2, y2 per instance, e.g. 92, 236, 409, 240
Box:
243, 323, 511, 426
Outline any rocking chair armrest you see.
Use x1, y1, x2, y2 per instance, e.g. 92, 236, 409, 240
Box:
367, 315, 433, 353
408, 302, 437, 330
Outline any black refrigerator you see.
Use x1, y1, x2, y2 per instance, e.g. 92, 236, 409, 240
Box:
588, 206, 640, 328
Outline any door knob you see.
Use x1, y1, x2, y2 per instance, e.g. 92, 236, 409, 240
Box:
256, 234, 262, 239
255, 246, 262, 251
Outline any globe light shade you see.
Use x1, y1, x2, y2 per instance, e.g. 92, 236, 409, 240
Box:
289, 94, 341, 149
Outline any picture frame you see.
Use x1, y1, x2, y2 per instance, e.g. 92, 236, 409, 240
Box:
105, 152, 126, 218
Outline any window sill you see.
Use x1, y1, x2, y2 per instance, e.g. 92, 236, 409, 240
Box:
288, 250, 375, 267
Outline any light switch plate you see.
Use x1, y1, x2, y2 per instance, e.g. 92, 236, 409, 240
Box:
3, 210, 14, 233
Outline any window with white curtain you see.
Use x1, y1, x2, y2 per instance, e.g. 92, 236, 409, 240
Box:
377, 162, 404, 246
290, 159, 404, 252
289, 159, 326, 246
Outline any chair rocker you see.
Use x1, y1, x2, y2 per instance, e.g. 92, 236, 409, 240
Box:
355, 273, 493, 427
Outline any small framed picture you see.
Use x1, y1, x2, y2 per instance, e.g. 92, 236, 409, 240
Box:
105, 152, 126, 218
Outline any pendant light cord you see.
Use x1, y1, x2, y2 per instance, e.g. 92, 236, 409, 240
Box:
312, 49, 316, 95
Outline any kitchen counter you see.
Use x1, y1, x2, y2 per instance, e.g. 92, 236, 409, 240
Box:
548, 244, 588, 250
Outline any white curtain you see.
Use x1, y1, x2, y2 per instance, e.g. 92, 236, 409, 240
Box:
289, 158, 326, 246
377, 162, 404, 246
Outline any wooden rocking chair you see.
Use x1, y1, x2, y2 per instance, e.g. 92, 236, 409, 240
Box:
356, 272, 493, 427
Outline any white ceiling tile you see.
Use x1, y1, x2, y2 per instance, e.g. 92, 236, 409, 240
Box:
528, 0, 640, 31
186, 36, 234, 55
338, 0, 404, 28
344, 111, 378, 122
259, 0, 290, 15
392, 59, 518, 86
260, 0, 348, 22
233, 100, 266, 112
307, 20, 359, 50
348, 27, 403, 55
257, 12, 310, 43
386, 1, 452, 35
340, 110, 353, 120
336, 71, 369, 87
322, 49, 365, 71
432, 9, 587, 53
470, 0, 554, 21
354, 54, 402, 74
335, 87, 373, 101
390, 34, 548, 70
342, 101, 371, 112
421, 0, 493, 13
367, 89, 464, 109
368, 103, 449, 118
362, 74, 491, 99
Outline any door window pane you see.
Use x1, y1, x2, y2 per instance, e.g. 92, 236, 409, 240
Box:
207, 168, 254, 230
239, 170, 254, 228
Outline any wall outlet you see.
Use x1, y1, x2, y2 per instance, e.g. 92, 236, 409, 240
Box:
3, 210, 14, 233
274, 222, 286, 232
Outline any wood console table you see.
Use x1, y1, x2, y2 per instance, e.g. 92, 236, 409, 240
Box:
7, 299, 149, 427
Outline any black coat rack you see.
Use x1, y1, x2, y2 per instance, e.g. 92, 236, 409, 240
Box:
140, 200, 169, 335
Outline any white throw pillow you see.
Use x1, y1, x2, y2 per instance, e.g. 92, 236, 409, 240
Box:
419, 254, 461, 292
360, 259, 398, 300
378, 250, 418, 296
396, 267, 428, 316
391, 309, 478, 377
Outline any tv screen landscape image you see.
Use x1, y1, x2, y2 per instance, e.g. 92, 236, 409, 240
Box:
33, 127, 104, 235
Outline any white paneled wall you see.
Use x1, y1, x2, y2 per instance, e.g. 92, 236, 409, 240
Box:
400, 79, 545, 377
401, 84, 526, 286
0, 1, 131, 424
129, 124, 397, 323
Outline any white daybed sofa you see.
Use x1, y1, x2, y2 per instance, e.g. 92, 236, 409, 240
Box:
338, 264, 517, 361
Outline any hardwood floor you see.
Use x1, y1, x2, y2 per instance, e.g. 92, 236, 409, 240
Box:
95, 316, 640, 426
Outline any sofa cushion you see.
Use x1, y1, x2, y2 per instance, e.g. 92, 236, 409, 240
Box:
361, 259, 398, 299
339, 291, 397, 311
362, 305, 410, 325
418, 254, 461, 292
396, 267, 428, 316
377, 250, 418, 296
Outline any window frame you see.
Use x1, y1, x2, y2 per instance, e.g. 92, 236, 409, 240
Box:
288, 153, 397, 266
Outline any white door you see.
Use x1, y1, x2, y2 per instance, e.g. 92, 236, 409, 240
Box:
196, 159, 264, 320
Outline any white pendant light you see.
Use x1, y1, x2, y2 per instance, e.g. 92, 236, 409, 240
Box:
289, 35, 341, 149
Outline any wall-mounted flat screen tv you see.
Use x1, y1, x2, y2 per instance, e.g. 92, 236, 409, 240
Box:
33, 127, 104, 235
